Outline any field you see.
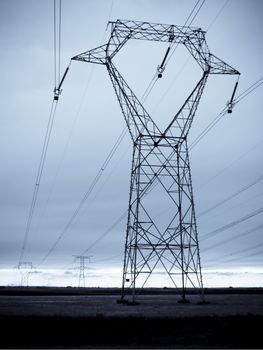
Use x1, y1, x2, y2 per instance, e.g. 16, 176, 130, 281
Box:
0, 287, 262, 348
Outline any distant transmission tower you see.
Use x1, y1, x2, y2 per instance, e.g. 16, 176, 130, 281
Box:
73, 255, 92, 287
73, 20, 239, 303
18, 261, 33, 287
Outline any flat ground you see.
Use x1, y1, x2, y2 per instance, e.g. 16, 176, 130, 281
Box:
1, 287, 262, 348
1, 291, 263, 318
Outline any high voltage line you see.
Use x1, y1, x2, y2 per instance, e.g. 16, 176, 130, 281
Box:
19, 0, 117, 267
37, 131, 128, 267
19, 101, 58, 264
202, 223, 263, 253
18, 0, 63, 265
200, 207, 263, 241
205, 0, 229, 31
33, 0, 119, 240
53, 0, 62, 88
80, 211, 127, 256
198, 174, 263, 218
203, 241, 263, 267
189, 77, 263, 150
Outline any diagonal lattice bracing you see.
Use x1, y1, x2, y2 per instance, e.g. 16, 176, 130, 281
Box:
121, 136, 203, 298
73, 19, 239, 303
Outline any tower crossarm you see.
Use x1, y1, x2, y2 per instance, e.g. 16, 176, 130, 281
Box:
107, 19, 203, 44
183, 35, 239, 74
72, 44, 108, 65
71, 33, 132, 65
72, 19, 240, 75
207, 53, 239, 75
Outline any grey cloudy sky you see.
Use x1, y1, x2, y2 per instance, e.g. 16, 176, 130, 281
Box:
0, 0, 262, 287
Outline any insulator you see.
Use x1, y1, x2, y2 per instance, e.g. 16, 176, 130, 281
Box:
57, 66, 69, 91
159, 46, 171, 70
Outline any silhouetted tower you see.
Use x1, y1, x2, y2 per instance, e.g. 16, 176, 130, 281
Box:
18, 261, 33, 287
72, 20, 239, 303
73, 255, 92, 287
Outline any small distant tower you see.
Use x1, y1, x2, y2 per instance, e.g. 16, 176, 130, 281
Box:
73, 255, 92, 287
18, 261, 33, 287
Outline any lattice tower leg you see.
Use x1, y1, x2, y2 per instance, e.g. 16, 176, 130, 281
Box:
121, 137, 203, 303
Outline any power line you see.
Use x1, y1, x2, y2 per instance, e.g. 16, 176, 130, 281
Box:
32, 6, 123, 268
202, 223, 263, 253
198, 174, 263, 218
19, 101, 58, 264
107, 0, 114, 24
19, 0, 66, 264
37, 129, 128, 266
200, 207, 263, 241
61, 212, 126, 271
235, 77, 263, 103
54, 0, 62, 87
53, 0, 57, 87
33, 16, 116, 237
188, 0, 206, 26
206, 0, 229, 31
196, 137, 263, 191
189, 77, 263, 152
189, 107, 226, 150
93, 253, 122, 264
203, 241, 263, 267
33, 66, 97, 237
81, 211, 127, 256
58, 0, 62, 83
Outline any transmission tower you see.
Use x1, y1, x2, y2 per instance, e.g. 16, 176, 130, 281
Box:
73, 255, 92, 287
72, 20, 239, 303
18, 261, 33, 287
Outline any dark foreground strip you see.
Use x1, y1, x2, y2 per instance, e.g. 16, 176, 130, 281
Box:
0, 287, 263, 296
0, 314, 262, 348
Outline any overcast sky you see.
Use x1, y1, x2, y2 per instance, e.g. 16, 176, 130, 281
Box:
0, 0, 262, 287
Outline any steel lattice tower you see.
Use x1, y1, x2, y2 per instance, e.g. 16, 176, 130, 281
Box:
73, 255, 92, 287
18, 261, 33, 287
73, 20, 239, 303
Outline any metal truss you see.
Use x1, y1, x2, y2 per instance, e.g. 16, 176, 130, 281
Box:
72, 19, 239, 303
18, 261, 33, 287
73, 255, 92, 287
